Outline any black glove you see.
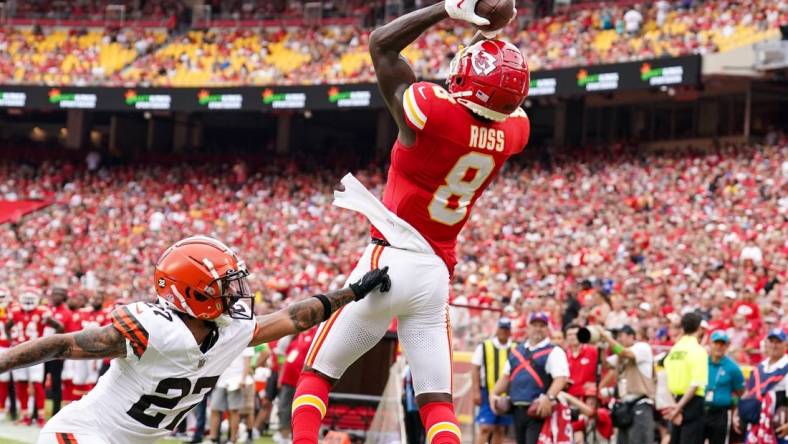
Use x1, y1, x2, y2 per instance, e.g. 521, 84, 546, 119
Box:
349, 266, 391, 301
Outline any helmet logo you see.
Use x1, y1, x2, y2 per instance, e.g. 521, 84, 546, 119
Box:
471, 49, 497, 76
158, 278, 166, 288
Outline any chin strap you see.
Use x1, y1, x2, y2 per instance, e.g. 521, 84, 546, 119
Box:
456, 99, 509, 122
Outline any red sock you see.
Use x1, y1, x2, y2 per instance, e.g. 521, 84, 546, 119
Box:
0, 381, 7, 410
291, 372, 331, 444
419, 401, 461, 444
15, 381, 28, 411
33, 382, 45, 410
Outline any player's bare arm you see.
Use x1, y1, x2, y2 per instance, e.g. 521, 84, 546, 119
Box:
369, 1, 493, 146
369, 3, 448, 146
0, 325, 126, 373
249, 267, 391, 346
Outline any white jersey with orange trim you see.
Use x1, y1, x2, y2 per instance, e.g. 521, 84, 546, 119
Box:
39, 301, 255, 444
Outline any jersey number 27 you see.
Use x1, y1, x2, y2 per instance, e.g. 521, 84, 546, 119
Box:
127, 375, 219, 430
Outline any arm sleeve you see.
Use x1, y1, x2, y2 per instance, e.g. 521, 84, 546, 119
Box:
632, 343, 649, 365
402, 82, 432, 132
546, 347, 571, 378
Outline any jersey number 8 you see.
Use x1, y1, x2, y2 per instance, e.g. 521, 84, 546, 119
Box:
428, 151, 495, 226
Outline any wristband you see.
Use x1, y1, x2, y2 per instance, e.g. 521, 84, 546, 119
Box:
312, 294, 331, 322
612, 344, 624, 355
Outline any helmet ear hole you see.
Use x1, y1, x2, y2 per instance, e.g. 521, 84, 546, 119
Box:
186, 287, 209, 302
455, 77, 463, 85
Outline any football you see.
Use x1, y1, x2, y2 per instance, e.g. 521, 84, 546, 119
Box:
475, 0, 516, 32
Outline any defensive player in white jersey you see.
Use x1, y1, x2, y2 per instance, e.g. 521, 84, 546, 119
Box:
0, 236, 390, 444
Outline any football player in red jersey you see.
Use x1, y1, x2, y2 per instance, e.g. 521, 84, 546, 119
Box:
291, 2, 530, 444
44, 287, 70, 415
6, 287, 64, 426
70, 291, 108, 397
61, 291, 86, 404
0, 287, 12, 418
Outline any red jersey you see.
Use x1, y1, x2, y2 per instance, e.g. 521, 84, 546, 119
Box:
9, 306, 51, 344
64, 309, 85, 333
566, 345, 599, 398
279, 328, 317, 387
0, 306, 11, 347
371, 81, 530, 273
44, 303, 72, 337
80, 307, 111, 330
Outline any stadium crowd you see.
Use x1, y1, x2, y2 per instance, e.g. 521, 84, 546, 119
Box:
0, 138, 785, 439
10, 0, 186, 20
0, 0, 783, 86
0, 27, 167, 85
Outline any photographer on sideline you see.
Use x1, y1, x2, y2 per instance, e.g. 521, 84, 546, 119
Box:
490, 312, 569, 444
599, 325, 655, 444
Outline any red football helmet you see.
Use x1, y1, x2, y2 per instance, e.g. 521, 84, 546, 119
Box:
154, 236, 253, 320
447, 39, 529, 122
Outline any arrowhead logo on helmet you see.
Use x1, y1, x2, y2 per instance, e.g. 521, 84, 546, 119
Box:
447, 39, 530, 122
471, 49, 498, 76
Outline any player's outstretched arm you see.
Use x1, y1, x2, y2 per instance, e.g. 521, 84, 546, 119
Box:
249, 267, 391, 346
369, 3, 448, 146
0, 325, 126, 372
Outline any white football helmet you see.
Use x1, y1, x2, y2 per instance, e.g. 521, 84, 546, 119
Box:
18, 287, 41, 311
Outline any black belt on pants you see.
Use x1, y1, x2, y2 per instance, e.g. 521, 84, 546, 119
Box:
371, 237, 390, 247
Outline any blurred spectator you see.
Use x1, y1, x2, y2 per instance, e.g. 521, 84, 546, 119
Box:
623, 7, 643, 35
704, 331, 745, 444
208, 347, 254, 444
737, 328, 787, 444
600, 325, 655, 444
665, 312, 709, 444
564, 324, 599, 400
561, 387, 614, 444
491, 312, 569, 444
471, 317, 514, 444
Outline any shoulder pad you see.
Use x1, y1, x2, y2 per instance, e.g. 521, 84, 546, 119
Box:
110, 303, 154, 359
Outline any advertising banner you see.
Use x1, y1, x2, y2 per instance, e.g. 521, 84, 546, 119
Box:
0, 56, 700, 111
